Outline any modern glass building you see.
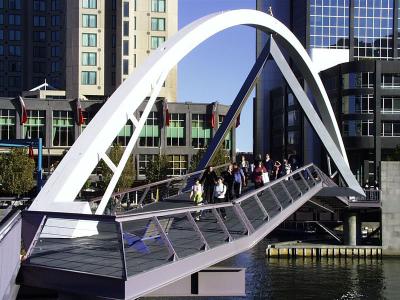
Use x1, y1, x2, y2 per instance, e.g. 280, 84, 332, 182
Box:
256, 0, 400, 183
0, 96, 235, 180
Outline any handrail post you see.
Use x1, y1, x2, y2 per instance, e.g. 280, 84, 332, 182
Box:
152, 216, 179, 261
117, 221, 128, 280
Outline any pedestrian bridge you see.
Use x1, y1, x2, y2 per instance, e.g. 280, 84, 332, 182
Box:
19, 163, 347, 299
13, 8, 373, 299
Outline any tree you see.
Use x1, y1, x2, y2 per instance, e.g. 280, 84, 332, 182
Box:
145, 155, 169, 183
0, 148, 35, 197
99, 144, 135, 191
189, 146, 230, 172
387, 144, 400, 161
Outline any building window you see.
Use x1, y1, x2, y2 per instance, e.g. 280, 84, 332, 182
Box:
150, 36, 165, 49
123, 2, 129, 17
82, 0, 96, 9
52, 111, 74, 147
51, 31, 61, 42
381, 74, 400, 88
33, 46, 46, 58
33, 61, 46, 73
33, 31, 46, 41
81, 71, 97, 85
151, 0, 165, 12
9, 0, 22, 10
123, 59, 129, 75
310, 0, 349, 49
0, 45, 4, 56
218, 115, 232, 151
382, 97, 400, 114
342, 72, 374, 89
33, 16, 45, 27
82, 33, 97, 46
139, 111, 160, 147
354, 0, 393, 59
342, 120, 373, 136
123, 21, 129, 36
151, 17, 165, 31
8, 76, 21, 87
287, 131, 299, 145
123, 40, 129, 56
0, 30, 3, 40
23, 110, 46, 142
8, 45, 22, 56
8, 61, 22, 72
8, 30, 21, 41
51, 61, 61, 72
138, 154, 156, 176
51, 15, 61, 26
192, 114, 211, 149
168, 155, 187, 176
82, 14, 97, 28
382, 122, 400, 136
51, 0, 61, 11
287, 110, 299, 126
0, 14, 3, 25
33, 0, 46, 11
51, 46, 61, 57
342, 95, 373, 114
0, 109, 16, 140
0, 0, 4, 9
8, 14, 21, 25
114, 121, 133, 146
167, 113, 185, 146
82, 52, 97, 65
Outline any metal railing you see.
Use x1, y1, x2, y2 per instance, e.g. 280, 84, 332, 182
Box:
353, 189, 381, 202
0, 209, 22, 300
23, 164, 323, 284
89, 164, 229, 213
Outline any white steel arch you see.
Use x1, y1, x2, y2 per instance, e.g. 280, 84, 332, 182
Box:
30, 9, 361, 214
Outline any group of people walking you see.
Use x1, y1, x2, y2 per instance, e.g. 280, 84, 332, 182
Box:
189, 153, 301, 221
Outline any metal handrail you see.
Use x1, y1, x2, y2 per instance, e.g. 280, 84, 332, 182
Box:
116, 163, 318, 222
89, 163, 229, 212
353, 189, 381, 202
90, 163, 230, 206
0, 209, 21, 242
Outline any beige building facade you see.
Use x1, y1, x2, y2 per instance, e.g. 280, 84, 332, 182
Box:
0, 0, 177, 101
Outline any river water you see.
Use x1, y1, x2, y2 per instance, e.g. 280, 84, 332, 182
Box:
216, 239, 400, 299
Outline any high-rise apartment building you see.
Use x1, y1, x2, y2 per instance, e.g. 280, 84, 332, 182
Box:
0, 0, 177, 100
256, 0, 400, 183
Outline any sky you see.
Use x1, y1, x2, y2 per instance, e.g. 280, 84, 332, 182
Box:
177, 0, 256, 152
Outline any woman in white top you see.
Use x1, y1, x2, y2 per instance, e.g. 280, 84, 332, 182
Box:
213, 177, 227, 219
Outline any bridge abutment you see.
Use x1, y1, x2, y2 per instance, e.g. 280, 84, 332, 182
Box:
381, 161, 400, 255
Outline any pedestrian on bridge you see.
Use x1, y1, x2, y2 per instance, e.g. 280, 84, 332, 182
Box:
233, 163, 246, 198
213, 177, 227, 219
190, 178, 203, 221
264, 154, 274, 178
253, 161, 267, 189
273, 160, 282, 180
240, 155, 250, 185
222, 164, 234, 202
201, 166, 218, 204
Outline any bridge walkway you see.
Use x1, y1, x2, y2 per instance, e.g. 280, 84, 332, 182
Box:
18, 164, 336, 299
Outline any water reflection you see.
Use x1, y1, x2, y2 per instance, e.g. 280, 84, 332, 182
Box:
216, 239, 400, 299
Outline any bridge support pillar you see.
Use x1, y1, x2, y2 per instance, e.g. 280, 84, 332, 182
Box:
344, 211, 361, 246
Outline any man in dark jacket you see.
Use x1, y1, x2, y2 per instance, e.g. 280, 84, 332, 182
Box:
201, 165, 218, 204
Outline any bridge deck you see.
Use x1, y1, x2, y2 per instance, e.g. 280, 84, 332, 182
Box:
18, 164, 362, 299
